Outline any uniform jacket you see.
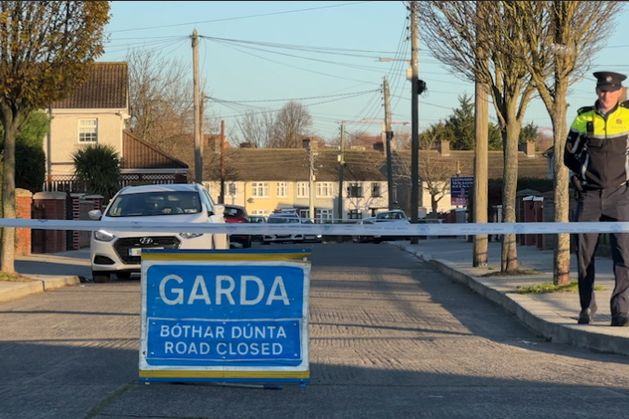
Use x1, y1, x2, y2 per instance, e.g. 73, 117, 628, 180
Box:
564, 100, 629, 190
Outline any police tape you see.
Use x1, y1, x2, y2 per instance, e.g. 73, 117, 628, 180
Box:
0, 218, 628, 236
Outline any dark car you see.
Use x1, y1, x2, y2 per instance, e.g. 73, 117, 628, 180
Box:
247, 215, 266, 242
223, 204, 252, 248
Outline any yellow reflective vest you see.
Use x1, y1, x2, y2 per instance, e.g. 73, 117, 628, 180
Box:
564, 101, 629, 189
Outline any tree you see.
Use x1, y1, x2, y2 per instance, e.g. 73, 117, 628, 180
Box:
0, 1, 109, 273
127, 49, 192, 150
268, 101, 312, 148
0, 111, 49, 192
519, 122, 538, 147
502, 1, 622, 285
421, 1, 540, 272
72, 144, 121, 201
420, 95, 502, 151
419, 134, 457, 214
236, 110, 275, 148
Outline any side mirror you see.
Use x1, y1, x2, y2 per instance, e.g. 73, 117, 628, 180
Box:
212, 204, 225, 217
88, 209, 102, 220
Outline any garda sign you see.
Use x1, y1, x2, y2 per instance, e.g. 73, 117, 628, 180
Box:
139, 249, 310, 385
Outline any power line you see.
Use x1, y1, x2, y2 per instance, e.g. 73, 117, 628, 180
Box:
109, 1, 375, 33
206, 89, 378, 104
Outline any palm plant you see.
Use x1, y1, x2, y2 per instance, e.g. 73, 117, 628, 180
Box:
72, 144, 121, 200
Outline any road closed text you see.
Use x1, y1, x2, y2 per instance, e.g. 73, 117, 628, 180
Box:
147, 319, 301, 363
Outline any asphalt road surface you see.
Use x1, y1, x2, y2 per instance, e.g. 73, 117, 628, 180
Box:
2, 243, 629, 418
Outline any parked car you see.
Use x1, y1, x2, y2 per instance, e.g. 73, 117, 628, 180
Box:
247, 215, 267, 242
301, 219, 322, 243
89, 183, 228, 283
262, 213, 304, 244
352, 217, 377, 243
372, 210, 411, 243
223, 204, 252, 248
248, 215, 267, 224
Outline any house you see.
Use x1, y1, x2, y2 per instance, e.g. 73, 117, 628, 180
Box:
45, 62, 188, 191
197, 146, 390, 221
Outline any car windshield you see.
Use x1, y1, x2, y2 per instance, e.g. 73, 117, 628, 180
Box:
106, 191, 202, 217
268, 216, 301, 224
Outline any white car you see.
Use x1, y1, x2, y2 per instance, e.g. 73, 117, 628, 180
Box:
372, 210, 411, 243
89, 183, 228, 283
262, 213, 304, 244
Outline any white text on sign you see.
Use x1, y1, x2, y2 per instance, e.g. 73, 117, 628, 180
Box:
159, 274, 290, 306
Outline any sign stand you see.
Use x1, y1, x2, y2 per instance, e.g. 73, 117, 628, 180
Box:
139, 248, 311, 388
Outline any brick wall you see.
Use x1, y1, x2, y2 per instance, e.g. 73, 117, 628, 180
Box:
15, 188, 32, 256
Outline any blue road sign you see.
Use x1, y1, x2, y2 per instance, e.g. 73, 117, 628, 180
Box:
450, 176, 474, 206
139, 249, 310, 385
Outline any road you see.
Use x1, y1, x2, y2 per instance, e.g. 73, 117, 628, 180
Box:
2, 243, 629, 418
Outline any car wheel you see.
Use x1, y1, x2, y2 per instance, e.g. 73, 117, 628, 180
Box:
92, 271, 111, 283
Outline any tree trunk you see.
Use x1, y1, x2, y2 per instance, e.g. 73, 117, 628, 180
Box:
501, 116, 521, 272
551, 85, 571, 285
1, 109, 18, 273
473, 80, 489, 267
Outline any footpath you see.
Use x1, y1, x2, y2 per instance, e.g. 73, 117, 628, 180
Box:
1, 242, 628, 357
392, 237, 629, 357
0, 249, 90, 304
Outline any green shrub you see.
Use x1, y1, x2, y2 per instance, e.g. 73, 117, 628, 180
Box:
72, 144, 121, 201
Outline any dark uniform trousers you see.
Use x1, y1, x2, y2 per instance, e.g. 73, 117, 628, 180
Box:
576, 184, 629, 317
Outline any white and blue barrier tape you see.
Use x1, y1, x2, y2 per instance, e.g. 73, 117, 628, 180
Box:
0, 218, 627, 236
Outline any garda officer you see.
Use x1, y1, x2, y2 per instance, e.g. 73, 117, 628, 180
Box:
564, 71, 629, 327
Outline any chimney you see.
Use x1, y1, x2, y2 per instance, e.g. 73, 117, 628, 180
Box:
525, 140, 536, 157
439, 139, 450, 156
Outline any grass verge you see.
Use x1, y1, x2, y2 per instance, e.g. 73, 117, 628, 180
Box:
0, 272, 35, 282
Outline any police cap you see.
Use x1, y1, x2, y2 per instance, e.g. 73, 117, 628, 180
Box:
593, 71, 626, 91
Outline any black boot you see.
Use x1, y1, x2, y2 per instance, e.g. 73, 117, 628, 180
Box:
611, 315, 629, 327
578, 309, 593, 324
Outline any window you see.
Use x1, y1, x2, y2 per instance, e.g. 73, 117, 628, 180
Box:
78, 119, 98, 143
276, 182, 287, 198
228, 183, 237, 197
317, 208, 333, 222
316, 182, 332, 198
298, 208, 309, 219
297, 182, 309, 198
347, 183, 363, 198
251, 182, 268, 197
348, 209, 362, 219
371, 182, 382, 197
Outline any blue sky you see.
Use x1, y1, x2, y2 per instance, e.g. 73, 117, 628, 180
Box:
101, 1, 629, 143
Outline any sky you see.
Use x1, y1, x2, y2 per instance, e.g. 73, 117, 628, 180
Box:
100, 1, 629, 144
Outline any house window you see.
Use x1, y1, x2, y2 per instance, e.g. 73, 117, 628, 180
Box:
298, 208, 310, 219
276, 182, 287, 198
251, 182, 268, 197
371, 182, 382, 197
228, 183, 237, 197
316, 182, 332, 198
317, 208, 333, 222
348, 209, 362, 219
297, 182, 309, 198
347, 183, 363, 198
78, 119, 98, 143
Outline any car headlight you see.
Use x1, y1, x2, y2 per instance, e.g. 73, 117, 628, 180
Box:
180, 232, 204, 239
94, 229, 115, 242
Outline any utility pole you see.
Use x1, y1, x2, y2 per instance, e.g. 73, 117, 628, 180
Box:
303, 137, 316, 222
383, 77, 394, 210
410, 1, 420, 243
192, 29, 203, 184
473, 3, 489, 267
337, 122, 345, 221
219, 120, 225, 204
